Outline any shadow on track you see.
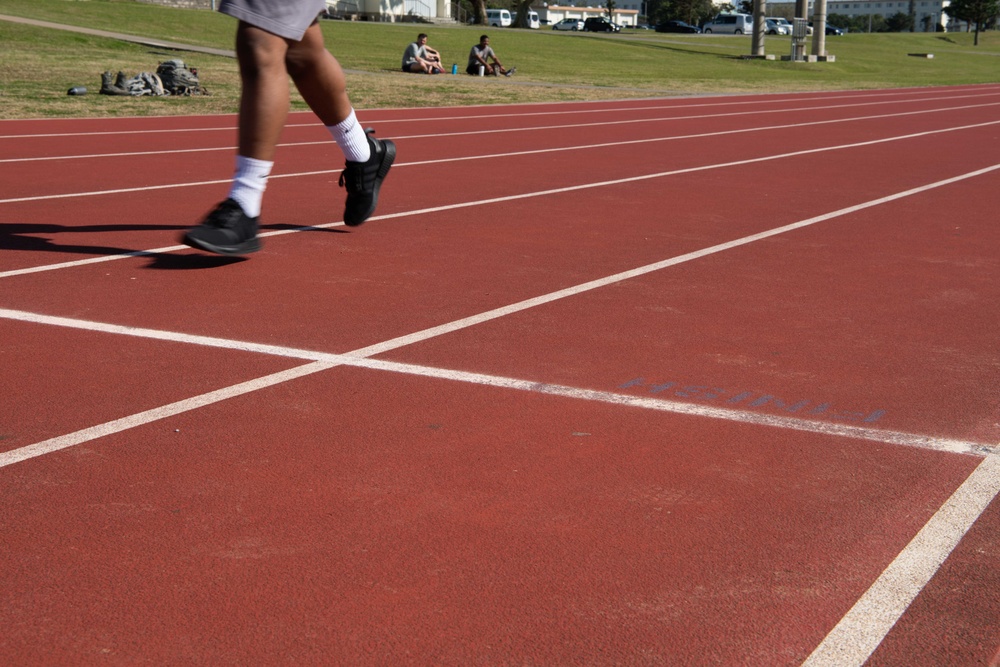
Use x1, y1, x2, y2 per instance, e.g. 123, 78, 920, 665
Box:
0, 221, 352, 270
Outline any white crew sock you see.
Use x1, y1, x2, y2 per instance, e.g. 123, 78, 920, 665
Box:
227, 155, 272, 218
229, 155, 274, 218
327, 110, 371, 163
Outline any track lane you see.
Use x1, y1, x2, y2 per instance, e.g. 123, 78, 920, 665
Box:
0, 365, 984, 664
2, 105, 998, 279
2, 88, 999, 665
3, 94, 998, 200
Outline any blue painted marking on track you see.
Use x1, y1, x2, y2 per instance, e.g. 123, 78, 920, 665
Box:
620, 377, 887, 424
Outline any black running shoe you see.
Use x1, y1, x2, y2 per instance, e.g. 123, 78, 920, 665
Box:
182, 198, 261, 256
339, 129, 396, 227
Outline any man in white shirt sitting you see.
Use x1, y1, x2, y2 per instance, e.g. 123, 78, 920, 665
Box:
402, 33, 445, 74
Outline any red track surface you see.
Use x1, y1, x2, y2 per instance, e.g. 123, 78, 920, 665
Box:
2, 86, 999, 665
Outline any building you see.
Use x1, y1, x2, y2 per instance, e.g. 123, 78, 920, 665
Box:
140, 0, 639, 26
829, 0, 951, 30
536, 4, 641, 26
767, 0, 954, 31
323, 0, 454, 22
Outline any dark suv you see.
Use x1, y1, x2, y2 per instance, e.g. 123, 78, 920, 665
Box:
583, 17, 620, 32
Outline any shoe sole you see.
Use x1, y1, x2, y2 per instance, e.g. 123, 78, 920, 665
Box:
344, 138, 396, 227
182, 232, 261, 256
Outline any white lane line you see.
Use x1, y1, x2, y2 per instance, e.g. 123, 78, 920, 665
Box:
0, 308, 335, 362
399, 107, 1000, 168
3, 158, 1000, 467
0, 309, 994, 470
3, 96, 998, 165
332, 357, 998, 458
0, 124, 243, 140
3, 85, 998, 140
2, 123, 998, 281
341, 160, 1000, 358
0, 361, 338, 469
0, 177, 232, 206
2, 109, 998, 206
0, 144, 235, 164
802, 453, 1000, 666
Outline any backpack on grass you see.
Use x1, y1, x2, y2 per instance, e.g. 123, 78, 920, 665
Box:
156, 60, 206, 96
100, 70, 166, 96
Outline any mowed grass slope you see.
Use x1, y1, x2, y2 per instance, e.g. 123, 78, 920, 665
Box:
0, 0, 998, 118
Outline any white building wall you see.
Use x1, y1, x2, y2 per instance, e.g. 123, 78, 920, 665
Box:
767, 0, 950, 29
326, 0, 441, 21
537, 5, 640, 26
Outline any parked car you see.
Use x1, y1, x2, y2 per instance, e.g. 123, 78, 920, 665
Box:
552, 18, 584, 30
512, 10, 541, 28
766, 16, 793, 31
769, 16, 814, 34
583, 17, 620, 32
825, 24, 845, 35
765, 18, 791, 34
655, 20, 701, 33
701, 13, 754, 34
485, 8, 511, 27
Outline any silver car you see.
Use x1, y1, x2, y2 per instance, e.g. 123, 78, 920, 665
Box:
552, 18, 584, 30
765, 18, 792, 34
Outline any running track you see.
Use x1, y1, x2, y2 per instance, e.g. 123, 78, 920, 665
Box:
2, 85, 999, 665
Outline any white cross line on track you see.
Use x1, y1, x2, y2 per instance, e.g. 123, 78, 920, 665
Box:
0, 305, 996, 469
3, 94, 999, 165
2, 159, 1000, 468
3, 85, 998, 140
2, 118, 999, 281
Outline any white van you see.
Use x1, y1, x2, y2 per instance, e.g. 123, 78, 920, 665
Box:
512, 10, 541, 28
486, 9, 512, 27
701, 13, 754, 34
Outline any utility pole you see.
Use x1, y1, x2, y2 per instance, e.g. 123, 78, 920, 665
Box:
811, 0, 827, 57
751, 0, 767, 56
794, 0, 807, 21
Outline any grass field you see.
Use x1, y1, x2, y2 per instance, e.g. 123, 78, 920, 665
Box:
0, 0, 998, 119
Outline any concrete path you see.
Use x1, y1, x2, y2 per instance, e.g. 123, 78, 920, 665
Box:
0, 13, 236, 57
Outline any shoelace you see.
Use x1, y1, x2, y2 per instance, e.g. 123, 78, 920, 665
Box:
206, 201, 244, 228
339, 163, 366, 193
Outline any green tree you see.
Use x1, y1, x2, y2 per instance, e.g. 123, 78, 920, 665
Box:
885, 11, 914, 30
827, 12, 874, 31
512, 0, 533, 27
651, 0, 715, 26
606, 0, 618, 20
945, 0, 1000, 44
468, 0, 487, 24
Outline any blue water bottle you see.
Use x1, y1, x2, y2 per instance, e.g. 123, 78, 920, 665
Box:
451, 63, 458, 75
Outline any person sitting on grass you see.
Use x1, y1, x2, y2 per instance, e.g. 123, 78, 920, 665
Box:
466, 35, 515, 76
402, 33, 445, 74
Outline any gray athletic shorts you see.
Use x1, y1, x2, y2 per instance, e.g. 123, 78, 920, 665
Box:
218, 0, 327, 41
